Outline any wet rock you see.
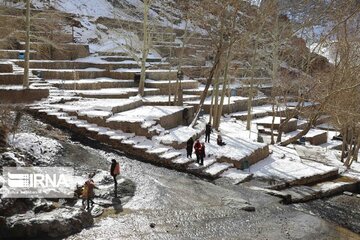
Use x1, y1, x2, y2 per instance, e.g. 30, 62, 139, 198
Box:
241, 206, 256, 212
0, 207, 93, 239
1, 152, 18, 166
90, 205, 104, 217
343, 191, 353, 196
33, 201, 56, 214
0, 199, 34, 217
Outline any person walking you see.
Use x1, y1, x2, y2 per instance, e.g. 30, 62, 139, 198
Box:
205, 122, 212, 143
82, 174, 98, 211
194, 139, 202, 164
186, 137, 194, 158
110, 159, 120, 198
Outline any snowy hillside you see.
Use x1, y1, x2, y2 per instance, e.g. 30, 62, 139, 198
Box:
11, 0, 183, 26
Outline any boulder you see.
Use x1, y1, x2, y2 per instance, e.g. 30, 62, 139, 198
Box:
0, 198, 34, 217
0, 207, 93, 239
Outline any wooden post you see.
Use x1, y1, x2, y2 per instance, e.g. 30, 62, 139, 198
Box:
23, 0, 31, 89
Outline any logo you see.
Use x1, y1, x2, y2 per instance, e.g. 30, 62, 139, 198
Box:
0, 167, 75, 198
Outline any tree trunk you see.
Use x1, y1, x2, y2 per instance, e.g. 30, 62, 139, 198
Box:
175, 20, 189, 103
270, 101, 276, 144
350, 136, 360, 164
190, 46, 223, 128
341, 127, 348, 162
177, 84, 183, 106
23, 0, 31, 89
138, 0, 150, 97
246, 42, 258, 131
212, 67, 221, 128
280, 116, 317, 146
209, 83, 215, 124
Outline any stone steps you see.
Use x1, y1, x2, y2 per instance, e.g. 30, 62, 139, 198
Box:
0, 73, 23, 85
142, 95, 200, 106
102, 56, 162, 63
220, 168, 253, 184
183, 88, 214, 96
15, 42, 90, 60
171, 156, 196, 168
145, 79, 199, 94
279, 176, 359, 204
28, 102, 270, 180
48, 78, 135, 90
0, 49, 41, 60
13, 60, 140, 69
217, 144, 270, 170
253, 116, 298, 134
187, 159, 218, 175
203, 162, 234, 178
186, 97, 268, 114
105, 105, 191, 137
95, 51, 128, 56
31, 68, 107, 80
74, 88, 160, 99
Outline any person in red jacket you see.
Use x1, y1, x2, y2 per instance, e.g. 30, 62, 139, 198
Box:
194, 140, 202, 164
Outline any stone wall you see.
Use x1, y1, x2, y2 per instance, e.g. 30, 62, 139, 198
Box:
158, 107, 194, 130
0, 63, 13, 73
0, 74, 23, 85
305, 132, 328, 145
218, 145, 269, 169
0, 89, 49, 104
22, 43, 90, 60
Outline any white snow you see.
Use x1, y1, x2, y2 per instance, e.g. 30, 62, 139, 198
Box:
78, 110, 112, 118
253, 116, 296, 125
107, 106, 184, 123
220, 168, 253, 184
250, 145, 338, 181
205, 162, 233, 176
155, 126, 201, 145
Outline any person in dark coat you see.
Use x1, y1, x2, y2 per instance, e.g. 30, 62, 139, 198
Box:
205, 122, 212, 143
110, 159, 120, 198
186, 137, 194, 158
194, 140, 202, 164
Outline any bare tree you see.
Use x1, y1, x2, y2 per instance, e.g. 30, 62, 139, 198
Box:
189, 0, 243, 128
138, 0, 152, 96
23, 0, 31, 88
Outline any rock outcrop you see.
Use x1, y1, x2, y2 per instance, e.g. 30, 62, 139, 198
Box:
0, 207, 93, 239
